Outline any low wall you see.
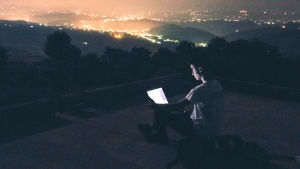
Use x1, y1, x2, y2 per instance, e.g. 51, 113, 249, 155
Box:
1, 74, 299, 120
80, 74, 184, 107
0, 74, 183, 118
217, 77, 300, 101
0, 99, 51, 123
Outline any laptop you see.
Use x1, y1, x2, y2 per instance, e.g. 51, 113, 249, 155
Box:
147, 88, 168, 104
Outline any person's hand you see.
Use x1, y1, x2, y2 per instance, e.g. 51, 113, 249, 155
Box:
148, 99, 158, 110
184, 106, 193, 114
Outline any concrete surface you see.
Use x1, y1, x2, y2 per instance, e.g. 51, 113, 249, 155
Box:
0, 90, 299, 169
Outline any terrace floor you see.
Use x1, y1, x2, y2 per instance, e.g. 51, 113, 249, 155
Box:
0, 90, 299, 169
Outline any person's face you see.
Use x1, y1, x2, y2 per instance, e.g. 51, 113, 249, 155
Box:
190, 64, 202, 81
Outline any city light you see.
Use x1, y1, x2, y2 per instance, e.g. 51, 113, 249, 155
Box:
1, 6, 300, 46
114, 34, 123, 39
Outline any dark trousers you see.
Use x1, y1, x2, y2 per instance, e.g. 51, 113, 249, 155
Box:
153, 110, 197, 139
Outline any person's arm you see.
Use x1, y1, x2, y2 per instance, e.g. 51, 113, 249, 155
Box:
149, 97, 191, 112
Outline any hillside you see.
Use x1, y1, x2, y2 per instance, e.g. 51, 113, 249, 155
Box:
149, 24, 183, 35
0, 20, 176, 58
224, 23, 300, 58
165, 27, 216, 43
178, 20, 272, 37
149, 24, 216, 43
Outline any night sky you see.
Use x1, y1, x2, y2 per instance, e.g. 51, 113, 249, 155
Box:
2, 0, 300, 14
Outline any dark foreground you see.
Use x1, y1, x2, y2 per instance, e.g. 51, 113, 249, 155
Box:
0, 91, 299, 169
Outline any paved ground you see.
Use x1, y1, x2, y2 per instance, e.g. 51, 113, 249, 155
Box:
0, 90, 299, 169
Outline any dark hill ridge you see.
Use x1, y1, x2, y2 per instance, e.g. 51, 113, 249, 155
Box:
149, 24, 216, 43
149, 24, 182, 35
0, 20, 176, 57
179, 20, 272, 37
0, 20, 56, 56
1, 19, 299, 58
224, 23, 300, 58
164, 27, 216, 43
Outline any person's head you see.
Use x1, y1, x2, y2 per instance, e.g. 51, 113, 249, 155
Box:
189, 55, 212, 81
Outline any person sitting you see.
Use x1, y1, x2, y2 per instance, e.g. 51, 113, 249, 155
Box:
138, 56, 224, 144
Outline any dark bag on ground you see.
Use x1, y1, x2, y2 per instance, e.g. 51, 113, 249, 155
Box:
167, 135, 285, 169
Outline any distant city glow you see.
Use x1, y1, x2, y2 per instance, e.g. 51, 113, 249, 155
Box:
114, 34, 123, 39
196, 43, 207, 47
2, 0, 300, 15
1, 2, 300, 46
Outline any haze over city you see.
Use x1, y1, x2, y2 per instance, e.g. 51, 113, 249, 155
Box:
2, 0, 300, 14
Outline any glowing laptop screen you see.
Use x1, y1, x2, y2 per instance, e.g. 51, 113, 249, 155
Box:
147, 88, 168, 104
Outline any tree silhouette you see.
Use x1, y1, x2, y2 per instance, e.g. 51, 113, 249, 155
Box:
76, 53, 105, 88
102, 47, 128, 64
44, 31, 81, 113
101, 47, 129, 84
150, 47, 175, 76
44, 31, 81, 65
174, 41, 197, 78
0, 45, 7, 76
293, 57, 300, 88
123, 47, 151, 80
206, 37, 287, 86
206, 37, 229, 77
176, 41, 195, 60
207, 37, 227, 55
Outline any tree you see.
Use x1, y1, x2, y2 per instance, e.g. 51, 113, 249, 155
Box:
150, 47, 175, 76
101, 47, 129, 84
44, 31, 81, 65
102, 47, 128, 64
129, 47, 151, 66
207, 37, 227, 55
76, 53, 105, 88
0, 45, 8, 75
175, 41, 195, 62
124, 47, 151, 80
43, 31, 82, 113
292, 57, 300, 88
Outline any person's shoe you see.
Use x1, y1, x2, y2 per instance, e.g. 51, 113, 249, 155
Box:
137, 123, 153, 134
138, 123, 169, 144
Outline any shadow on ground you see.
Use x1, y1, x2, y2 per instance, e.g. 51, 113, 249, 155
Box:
0, 114, 70, 144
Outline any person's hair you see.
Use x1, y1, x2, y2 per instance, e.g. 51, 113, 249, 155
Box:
188, 54, 211, 73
